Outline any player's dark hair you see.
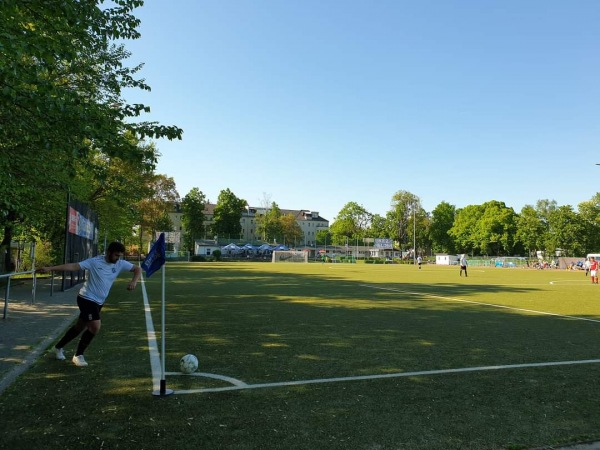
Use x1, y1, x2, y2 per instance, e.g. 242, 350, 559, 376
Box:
107, 242, 126, 254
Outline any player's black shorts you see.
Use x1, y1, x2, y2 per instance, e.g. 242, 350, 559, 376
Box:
77, 296, 103, 321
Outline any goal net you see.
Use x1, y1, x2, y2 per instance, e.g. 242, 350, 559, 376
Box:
272, 250, 309, 263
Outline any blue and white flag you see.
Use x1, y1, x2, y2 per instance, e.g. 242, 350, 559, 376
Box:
142, 232, 166, 277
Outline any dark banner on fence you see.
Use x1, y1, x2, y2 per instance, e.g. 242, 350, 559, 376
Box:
63, 197, 99, 290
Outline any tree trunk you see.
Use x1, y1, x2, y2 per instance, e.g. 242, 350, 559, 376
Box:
1, 211, 17, 273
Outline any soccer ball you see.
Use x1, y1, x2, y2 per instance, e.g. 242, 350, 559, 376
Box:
179, 354, 198, 374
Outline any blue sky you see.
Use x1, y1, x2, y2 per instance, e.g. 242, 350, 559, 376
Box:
123, 0, 600, 222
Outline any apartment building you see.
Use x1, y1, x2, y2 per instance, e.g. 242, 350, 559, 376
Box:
168, 203, 329, 247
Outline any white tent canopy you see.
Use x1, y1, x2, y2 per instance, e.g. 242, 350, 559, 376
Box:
221, 243, 242, 254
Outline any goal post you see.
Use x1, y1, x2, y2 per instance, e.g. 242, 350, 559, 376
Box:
272, 250, 309, 263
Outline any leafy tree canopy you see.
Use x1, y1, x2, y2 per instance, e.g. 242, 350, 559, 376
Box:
181, 188, 206, 252
330, 202, 372, 244
213, 189, 246, 238
0, 0, 183, 268
388, 191, 421, 250
429, 201, 456, 254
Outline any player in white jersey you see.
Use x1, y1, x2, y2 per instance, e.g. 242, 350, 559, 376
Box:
37, 242, 142, 367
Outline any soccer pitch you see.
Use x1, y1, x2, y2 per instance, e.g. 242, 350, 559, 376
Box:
2, 262, 600, 449
145, 263, 600, 394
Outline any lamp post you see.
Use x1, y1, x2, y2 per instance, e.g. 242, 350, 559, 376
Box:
245, 205, 250, 242
413, 202, 416, 266
345, 236, 349, 259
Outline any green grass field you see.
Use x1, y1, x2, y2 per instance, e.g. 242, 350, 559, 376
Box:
2, 262, 600, 449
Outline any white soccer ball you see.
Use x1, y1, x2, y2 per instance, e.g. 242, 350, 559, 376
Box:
179, 354, 198, 374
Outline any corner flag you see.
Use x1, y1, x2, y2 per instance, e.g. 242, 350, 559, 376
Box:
142, 232, 166, 278
143, 232, 172, 397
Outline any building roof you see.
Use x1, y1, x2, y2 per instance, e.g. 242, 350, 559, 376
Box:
203, 203, 328, 223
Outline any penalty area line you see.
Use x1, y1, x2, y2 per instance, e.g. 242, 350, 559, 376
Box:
173, 358, 600, 394
361, 284, 600, 324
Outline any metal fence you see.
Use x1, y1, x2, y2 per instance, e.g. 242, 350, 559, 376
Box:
1, 270, 37, 319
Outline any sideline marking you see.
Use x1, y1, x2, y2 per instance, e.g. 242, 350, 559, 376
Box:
174, 358, 600, 394
549, 280, 589, 285
361, 284, 600, 324
140, 277, 163, 393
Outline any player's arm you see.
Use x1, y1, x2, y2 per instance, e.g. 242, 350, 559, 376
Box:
36, 262, 81, 274
127, 265, 142, 291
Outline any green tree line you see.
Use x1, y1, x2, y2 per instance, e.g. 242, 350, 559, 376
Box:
179, 187, 600, 259
326, 191, 600, 258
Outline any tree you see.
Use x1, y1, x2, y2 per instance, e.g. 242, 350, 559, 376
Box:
474, 201, 518, 256
366, 214, 390, 240
181, 188, 206, 252
0, 0, 183, 270
415, 209, 432, 256
316, 229, 332, 246
136, 175, 179, 251
213, 189, 246, 239
256, 202, 283, 243
449, 202, 518, 256
516, 205, 545, 257
329, 202, 372, 245
449, 205, 484, 255
388, 191, 421, 250
265, 203, 283, 243
71, 135, 161, 241
429, 201, 456, 254
535, 199, 558, 223
577, 194, 600, 253
280, 215, 304, 247
544, 205, 585, 257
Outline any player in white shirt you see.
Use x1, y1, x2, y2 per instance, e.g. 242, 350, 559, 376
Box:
460, 255, 468, 277
37, 242, 142, 367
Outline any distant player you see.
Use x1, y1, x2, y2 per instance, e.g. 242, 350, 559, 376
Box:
417, 256, 422, 269
585, 258, 591, 277
590, 257, 598, 284
459, 254, 468, 277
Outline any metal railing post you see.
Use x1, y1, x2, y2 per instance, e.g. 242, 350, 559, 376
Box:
3, 276, 11, 319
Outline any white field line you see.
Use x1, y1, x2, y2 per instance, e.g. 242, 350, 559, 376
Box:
361, 284, 600, 324
174, 359, 600, 394
166, 371, 248, 387
140, 276, 163, 393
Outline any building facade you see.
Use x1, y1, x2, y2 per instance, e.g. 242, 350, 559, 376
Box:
168, 203, 329, 248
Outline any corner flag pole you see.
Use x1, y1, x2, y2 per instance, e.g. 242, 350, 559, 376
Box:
143, 232, 172, 397
157, 263, 172, 396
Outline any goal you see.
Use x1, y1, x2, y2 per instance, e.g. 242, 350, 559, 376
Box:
272, 250, 309, 263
